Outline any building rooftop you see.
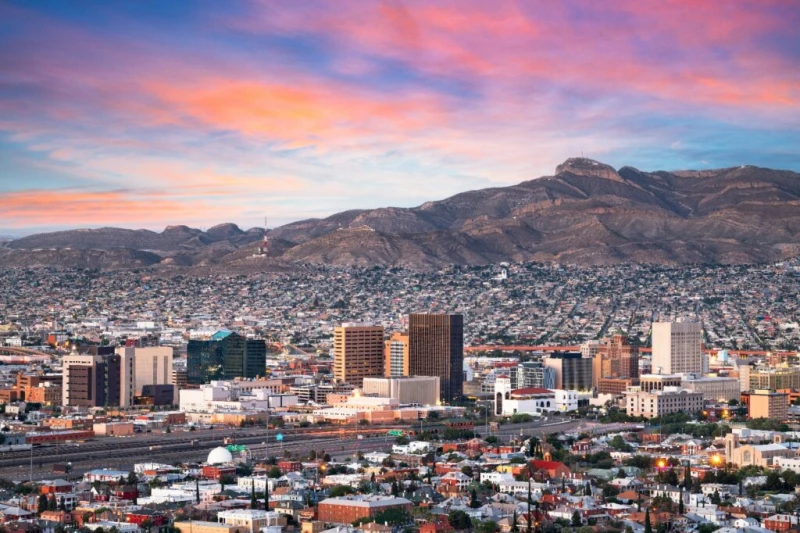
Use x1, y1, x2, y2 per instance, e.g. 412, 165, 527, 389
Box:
319, 495, 412, 508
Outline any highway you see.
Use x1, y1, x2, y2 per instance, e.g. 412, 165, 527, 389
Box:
0, 418, 583, 483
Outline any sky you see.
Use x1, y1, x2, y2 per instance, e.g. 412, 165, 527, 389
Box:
1, 1, 799, 235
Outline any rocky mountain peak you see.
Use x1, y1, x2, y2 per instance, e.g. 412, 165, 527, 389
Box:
555, 157, 625, 183
206, 223, 244, 238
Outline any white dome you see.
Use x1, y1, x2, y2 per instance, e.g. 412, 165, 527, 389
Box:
207, 446, 233, 465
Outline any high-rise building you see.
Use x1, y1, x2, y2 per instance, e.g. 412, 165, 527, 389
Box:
749, 389, 788, 420
408, 313, 464, 403
651, 319, 703, 374
116, 346, 174, 404
116, 346, 173, 395
592, 332, 639, 388
543, 352, 592, 391
384, 332, 409, 377
186, 331, 266, 385
62, 353, 124, 407
333, 323, 385, 388
517, 362, 556, 390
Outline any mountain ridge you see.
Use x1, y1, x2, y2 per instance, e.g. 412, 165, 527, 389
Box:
3, 158, 800, 270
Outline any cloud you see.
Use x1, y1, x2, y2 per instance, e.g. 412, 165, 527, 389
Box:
0, 0, 798, 231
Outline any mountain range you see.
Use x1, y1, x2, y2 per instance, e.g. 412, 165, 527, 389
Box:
3, 157, 800, 270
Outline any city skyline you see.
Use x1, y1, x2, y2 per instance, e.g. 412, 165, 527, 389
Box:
1, 1, 798, 234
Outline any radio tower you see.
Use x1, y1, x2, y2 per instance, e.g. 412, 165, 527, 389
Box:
259, 217, 269, 257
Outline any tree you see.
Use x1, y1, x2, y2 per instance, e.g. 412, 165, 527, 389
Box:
617, 468, 627, 479
250, 482, 257, 509
330, 485, 355, 497
461, 465, 474, 478
372, 508, 411, 526
475, 521, 499, 533
267, 466, 282, 478
679, 496, 685, 515
448, 510, 472, 531
127, 471, 138, 486
510, 511, 519, 533
391, 480, 399, 497
470, 488, 480, 509
37, 494, 48, 514
571, 510, 582, 527
644, 508, 652, 533
683, 463, 692, 488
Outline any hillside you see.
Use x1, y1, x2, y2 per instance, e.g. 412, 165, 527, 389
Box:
3, 158, 800, 269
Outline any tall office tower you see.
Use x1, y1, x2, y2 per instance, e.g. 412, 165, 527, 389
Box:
543, 352, 593, 391
187, 338, 223, 384
408, 313, 464, 403
333, 323, 385, 388
117, 346, 173, 402
517, 362, 556, 389
62, 353, 122, 407
384, 332, 410, 377
651, 319, 703, 374
187, 331, 266, 384
593, 332, 639, 387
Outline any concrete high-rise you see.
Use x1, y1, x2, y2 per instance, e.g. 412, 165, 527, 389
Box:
62, 353, 125, 407
384, 332, 409, 377
117, 345, 174, 402
408, 313, 464, 403
652, 319, 703, 375
333, 323, 385, 388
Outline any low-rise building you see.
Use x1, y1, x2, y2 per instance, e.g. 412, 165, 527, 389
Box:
680, 376, 741, 402
317, 495, 412, 525
625, 387, 703, 418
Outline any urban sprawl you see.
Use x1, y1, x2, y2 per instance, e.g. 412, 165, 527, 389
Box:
0, 261, 799, 533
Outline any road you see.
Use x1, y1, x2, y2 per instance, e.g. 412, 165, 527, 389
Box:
0, 418, 583, 483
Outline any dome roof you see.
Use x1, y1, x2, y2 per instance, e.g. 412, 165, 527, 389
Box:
207, 446, 233, 465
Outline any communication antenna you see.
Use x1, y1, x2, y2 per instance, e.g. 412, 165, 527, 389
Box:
260, 216, 269, 256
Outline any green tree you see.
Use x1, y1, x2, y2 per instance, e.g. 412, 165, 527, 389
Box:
448, 510, 472, 531
470, 488, 480, 509
644, 508, 652, 533
127, 471, 138, 486
373, 508, 411, 526
329, 485, 355, 497
37, 493, 48, 514
267, 466, 282, 478
475, 521, 499, 533
571, 510, 582, 527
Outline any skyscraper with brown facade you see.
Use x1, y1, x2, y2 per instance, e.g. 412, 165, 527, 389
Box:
408, 313, 463, 403
592, 332, 639, 391
333, 323, 385, 388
